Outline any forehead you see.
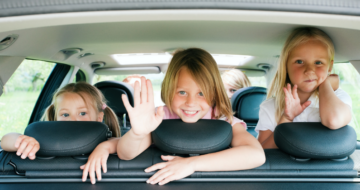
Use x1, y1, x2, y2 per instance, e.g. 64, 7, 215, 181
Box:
56, 92, 87, 107
290, 40, 329, 57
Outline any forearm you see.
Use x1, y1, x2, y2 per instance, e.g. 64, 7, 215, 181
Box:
97, 138, 120, 154
0, 133, 22, 152
191, 145, 265, 171
260, 133, 278, 149
117, 129, 151, 160
319, 81, 351, 129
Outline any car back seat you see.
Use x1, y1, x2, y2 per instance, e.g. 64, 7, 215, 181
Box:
94, 81, 134, 136
231, 86, 267, 137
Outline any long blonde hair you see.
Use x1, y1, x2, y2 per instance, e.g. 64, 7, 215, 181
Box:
161, 48, 233, 123
222, 69, 251, 90
268, 27, 335, 122
41, 82, 120, 137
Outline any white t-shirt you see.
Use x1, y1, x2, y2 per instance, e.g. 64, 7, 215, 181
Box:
255, 88, 352, 133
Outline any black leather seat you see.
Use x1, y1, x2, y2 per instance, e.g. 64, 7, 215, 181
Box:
231, 86, 267, 137
94, 81, 134, 135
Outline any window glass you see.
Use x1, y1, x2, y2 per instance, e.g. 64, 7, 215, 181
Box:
248, 76, 267, 88
332, 63, 360, 140
0, 59, 56, 137
93, 73, 165, 107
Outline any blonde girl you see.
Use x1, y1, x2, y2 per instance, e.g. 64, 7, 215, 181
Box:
222, 69, 251, 99
115, 48, 265, 185
256, 27, 352, 149
1, 82, 120, 160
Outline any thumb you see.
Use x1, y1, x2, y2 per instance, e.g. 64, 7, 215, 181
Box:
156, 106, 165, 121
302, 101, 311, 110
161, 155, 176, 161
80, 165, 85, 169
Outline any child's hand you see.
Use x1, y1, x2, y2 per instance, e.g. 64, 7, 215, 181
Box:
145, 155, 196, 185
15, 135, 40, 160
283, 83, 311, 121
122, 76, 164, 137
325, 74, 340, 91
80, 144, 110, 184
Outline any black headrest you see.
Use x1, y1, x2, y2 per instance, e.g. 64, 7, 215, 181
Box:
94, 81, 134, 116
274, 122, 357, 159
24, 121, 112, 157
152, 120, 232, 154
231, 87, 267, 126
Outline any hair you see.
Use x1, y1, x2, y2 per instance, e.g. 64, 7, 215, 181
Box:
41, 82, 120, 137
222, 69, 251, 90
161, 48, 233, 123
267, 27, 335, 122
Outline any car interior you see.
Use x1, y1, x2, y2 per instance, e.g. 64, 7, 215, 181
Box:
1, 0, 360, 189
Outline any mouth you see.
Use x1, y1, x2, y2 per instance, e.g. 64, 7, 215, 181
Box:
304, 79, 316, 82
182, 109, 199, 117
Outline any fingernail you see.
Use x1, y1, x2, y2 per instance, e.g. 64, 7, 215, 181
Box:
21, 156, 25, 159
92, 180, 95, 184
146, 180, 150, 183
144, 169, 148, 172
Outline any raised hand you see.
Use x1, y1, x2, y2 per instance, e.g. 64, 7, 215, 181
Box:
145, 155, 196, 185
283, 83, 311, 121
15, 135, 40, 160
122, 77, 164, 137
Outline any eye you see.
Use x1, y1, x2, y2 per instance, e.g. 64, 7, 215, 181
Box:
62, 113, 69, 117
295, 60, 303, 64
179, 91, 186, 95
198, 92, 204, 96
230, 89, 237, 93
80, 112, 86, 116
315, 61, 322, 65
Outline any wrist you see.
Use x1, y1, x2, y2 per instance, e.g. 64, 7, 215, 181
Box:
280, 114, 293, 123
188, 156, 199, 171
129, 128, 149, 139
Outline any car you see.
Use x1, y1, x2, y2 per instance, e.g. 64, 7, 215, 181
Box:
0, 0, 360, 189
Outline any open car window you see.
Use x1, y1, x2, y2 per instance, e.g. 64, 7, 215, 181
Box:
0, 59, 56, 138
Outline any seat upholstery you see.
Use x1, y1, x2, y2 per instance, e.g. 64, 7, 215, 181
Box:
94, 81, 134, 135
231, 86, 267, 137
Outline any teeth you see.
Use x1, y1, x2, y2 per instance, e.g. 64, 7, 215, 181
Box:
184, 110, 197, 114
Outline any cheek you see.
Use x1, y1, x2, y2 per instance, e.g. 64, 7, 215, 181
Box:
171, 95, 184, 109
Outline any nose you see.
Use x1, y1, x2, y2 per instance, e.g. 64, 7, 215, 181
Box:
185, 95, 196, 106
69, 115, 78, 121
304, 63, 315, 75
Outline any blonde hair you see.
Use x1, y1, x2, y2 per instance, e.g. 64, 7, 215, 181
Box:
222, 69, 251, 90
161, 48, 233, 123
41, 82, 120, 137
268, 27, 335, 122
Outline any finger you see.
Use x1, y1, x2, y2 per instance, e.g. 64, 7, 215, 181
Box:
292, 85, 299, 100
101, 157, 107, 173
140, 77, 148, 104
147, 79, 154, 103
82, 163, 89, 182
149, 170, 173, 185
122, 94, 133, 112
156, 106, 165, 122
302, 101, 311, 110
16, 141, 29, 157
14, 136, 25, 148
95, 160, 102, 181
287, 83, 292, 95
161, 155, 176, 161
89, 162, 96, 184
27, 144, 40, 160
133, 80, 141, 106
80, 165, 85, 169
159, 174, 177, 185
145, 162, 167, 173
147, 167, 170, 183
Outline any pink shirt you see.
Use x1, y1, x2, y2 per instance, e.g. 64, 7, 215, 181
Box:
160, 106, 247, 129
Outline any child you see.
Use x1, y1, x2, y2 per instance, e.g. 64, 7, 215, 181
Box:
0, 82, 120, 160
222, 69, 251, 99
256, 27, 352, 149
116, 48, 265, 185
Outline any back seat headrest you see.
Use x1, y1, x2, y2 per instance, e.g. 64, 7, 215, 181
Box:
94, 81, 134, 116
274, 122, 357, 159
24, 121, 111, 157
231, 87, 267, 126
152, 120, 232, 154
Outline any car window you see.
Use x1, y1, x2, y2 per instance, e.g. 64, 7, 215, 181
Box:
332, 62, 360, 140
92, 73, 166, 107
248, 76, 267, 88
0, 59, 56, 137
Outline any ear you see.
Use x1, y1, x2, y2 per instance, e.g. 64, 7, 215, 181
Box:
328, 60, 334, 73
97, 111, 104, 122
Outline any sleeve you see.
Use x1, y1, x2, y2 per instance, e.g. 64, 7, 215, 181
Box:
255, 99, 277, 133
231, 116, 247, 129
335, 88, 352, 108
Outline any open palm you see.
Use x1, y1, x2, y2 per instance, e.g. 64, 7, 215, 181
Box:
283, 83, 311, 121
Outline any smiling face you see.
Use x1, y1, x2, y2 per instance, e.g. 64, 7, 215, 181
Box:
55, 92, 103, 122
170, 67, 211, 123
287, 39, 333, 96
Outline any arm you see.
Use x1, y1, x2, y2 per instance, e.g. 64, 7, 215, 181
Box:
145, 123, 266, 185
319, 75, 351, 129
1, 133, 39, 160
117, 77, 164, 160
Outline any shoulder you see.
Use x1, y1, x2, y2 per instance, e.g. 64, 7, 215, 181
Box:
260, 97, 276, 111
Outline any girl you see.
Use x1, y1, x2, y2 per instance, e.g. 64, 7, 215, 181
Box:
116, 48, 265, 185
0, 82, 120, 161
222, 69, 251, 99
256, 27, 352, 149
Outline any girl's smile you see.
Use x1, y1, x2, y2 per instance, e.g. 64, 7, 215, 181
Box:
171, 67, 211, 123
